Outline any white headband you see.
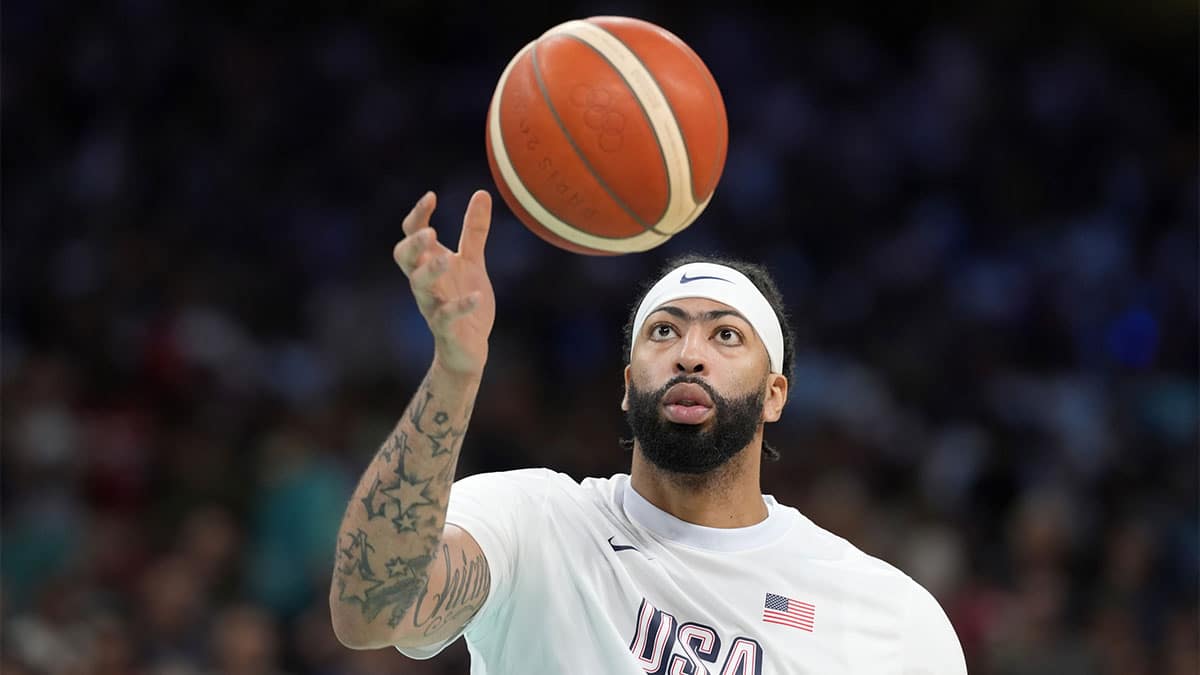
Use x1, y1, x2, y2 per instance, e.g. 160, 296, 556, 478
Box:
631, 262, 784, 373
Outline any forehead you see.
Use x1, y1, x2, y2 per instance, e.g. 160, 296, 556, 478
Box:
643, 298, 758, 336
646, 296, 745, 319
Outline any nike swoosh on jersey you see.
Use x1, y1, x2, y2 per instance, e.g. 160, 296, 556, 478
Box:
608, 536, 640, 552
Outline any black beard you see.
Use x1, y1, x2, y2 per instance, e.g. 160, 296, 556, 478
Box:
625, 375, 766, 475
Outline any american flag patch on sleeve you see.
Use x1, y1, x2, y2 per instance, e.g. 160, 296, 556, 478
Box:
762, 592, 815, 632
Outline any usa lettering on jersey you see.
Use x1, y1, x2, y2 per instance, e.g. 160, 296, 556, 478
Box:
627, 598, 764, 675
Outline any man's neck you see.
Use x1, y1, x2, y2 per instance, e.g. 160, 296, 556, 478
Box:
628, 442, 768, 529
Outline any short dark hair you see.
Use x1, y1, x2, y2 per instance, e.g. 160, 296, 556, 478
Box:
621, 253, 796, 461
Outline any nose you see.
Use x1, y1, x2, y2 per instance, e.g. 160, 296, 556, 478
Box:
674, 327, 706, 374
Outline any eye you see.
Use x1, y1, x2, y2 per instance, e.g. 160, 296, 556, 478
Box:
715, 327, 743, 345
649, 323, 678, 341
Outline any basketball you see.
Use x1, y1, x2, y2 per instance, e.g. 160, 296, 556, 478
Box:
485, 16, 728, 255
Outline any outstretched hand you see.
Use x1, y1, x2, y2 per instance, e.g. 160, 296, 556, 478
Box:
392, 190, 496, 378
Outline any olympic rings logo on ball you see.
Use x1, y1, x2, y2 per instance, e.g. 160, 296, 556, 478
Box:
570, 85, 625, 152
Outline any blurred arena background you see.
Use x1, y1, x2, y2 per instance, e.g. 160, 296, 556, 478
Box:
2, 1, 1197, 673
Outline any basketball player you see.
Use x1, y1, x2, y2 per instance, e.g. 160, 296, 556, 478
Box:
330, 190, 967, 674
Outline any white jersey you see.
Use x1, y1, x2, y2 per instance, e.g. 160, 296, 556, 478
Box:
398, 469, 966, 675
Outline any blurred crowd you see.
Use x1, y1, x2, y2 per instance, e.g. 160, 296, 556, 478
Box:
3, 1, 1197, 674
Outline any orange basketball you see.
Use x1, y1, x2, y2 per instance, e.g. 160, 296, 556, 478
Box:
485, 16, 728, 255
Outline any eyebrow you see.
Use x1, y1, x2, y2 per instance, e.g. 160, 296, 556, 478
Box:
648, 305, 751, 326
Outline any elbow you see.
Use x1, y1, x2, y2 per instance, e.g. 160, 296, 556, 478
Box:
329, 608, 363, 650
330, 595, 391, 650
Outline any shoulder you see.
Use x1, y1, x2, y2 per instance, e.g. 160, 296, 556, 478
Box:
453, 467, 569, 490
452, 467, 612, 502
784, 514, 964, 672
781, 510, 958, 618
897, 578, 965, 673
780, 507, 912, 580
787, 514, 965, 672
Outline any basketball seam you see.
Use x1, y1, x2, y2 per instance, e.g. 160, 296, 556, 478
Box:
589, 21, 699, 209
530, 38, 657, 236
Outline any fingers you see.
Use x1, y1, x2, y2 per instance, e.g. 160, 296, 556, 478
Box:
394, 191, 441, 276
458, 190, 492, 263
429, 292, 481, 330
396, 189, 491, 275
402, 191, 436, 237
393, 227, 439, 277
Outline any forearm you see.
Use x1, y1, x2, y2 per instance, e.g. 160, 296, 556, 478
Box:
330, 359, 481, 642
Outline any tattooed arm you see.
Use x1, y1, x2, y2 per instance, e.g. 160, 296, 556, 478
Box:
330, 365, 490, 649
330, 190, 495, 650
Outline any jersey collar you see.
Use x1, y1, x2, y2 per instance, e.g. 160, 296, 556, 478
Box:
620, 475, 794, 552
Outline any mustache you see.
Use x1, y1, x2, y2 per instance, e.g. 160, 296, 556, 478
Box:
654, 375, 722, 404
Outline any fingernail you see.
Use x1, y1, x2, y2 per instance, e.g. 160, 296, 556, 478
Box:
419, 191, 433, 207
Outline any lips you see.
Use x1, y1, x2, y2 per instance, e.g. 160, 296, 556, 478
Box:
663, 382, 714, 407
661, 382, 714, 425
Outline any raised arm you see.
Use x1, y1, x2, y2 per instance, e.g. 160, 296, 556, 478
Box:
330, 190, 495, 650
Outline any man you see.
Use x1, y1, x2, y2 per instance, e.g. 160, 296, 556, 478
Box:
329, 190, 967, 674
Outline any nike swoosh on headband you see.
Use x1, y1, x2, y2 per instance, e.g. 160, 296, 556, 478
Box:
679, 272, 733, 284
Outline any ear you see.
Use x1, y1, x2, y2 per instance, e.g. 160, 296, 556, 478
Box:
621, 365, 633, 411
762, 373, 788, 423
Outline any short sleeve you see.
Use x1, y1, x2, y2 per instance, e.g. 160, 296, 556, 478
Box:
395, 468, 554, 660
900, 581, 967, 675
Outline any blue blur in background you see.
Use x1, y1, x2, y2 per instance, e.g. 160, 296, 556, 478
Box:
2, 1, 1197, 674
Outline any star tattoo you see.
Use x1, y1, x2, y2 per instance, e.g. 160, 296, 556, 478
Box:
382, 477, 433, 515
386, 557, 414, 577
425, 427, 458, 457
338, 573, 383, 604
391, 511, 418, 533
